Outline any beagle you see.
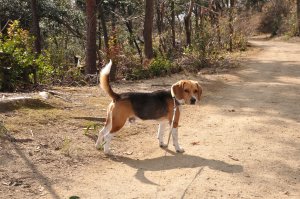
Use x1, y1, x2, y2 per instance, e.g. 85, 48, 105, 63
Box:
95, 60, 202, 155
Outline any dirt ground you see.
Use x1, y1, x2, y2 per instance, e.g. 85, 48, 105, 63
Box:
1, 37, 300, 199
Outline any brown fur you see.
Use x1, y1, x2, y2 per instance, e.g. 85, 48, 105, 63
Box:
100, 71, 119, 101
172, 80, 202, 104
102, 78, 201, 134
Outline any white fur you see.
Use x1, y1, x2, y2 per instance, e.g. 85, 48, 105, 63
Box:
172, 128, 185, 153
177, 99, 185, 104
101, 59, 112, 76
95, 111, 113, 155
171, 84, 176, 98
157, 122, 168, 148
103, 133, 113, 155
95, 125, 109, 149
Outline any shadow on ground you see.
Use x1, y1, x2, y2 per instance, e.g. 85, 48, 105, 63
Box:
0, 98, 54, 113
111, 150, 243, 185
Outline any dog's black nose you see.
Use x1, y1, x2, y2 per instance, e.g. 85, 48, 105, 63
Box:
190, 97, 196, 104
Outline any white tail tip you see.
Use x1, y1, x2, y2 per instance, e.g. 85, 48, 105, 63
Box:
101, 59, 112, 75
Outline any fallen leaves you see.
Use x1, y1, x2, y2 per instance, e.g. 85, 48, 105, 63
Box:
191, 141, 201, 145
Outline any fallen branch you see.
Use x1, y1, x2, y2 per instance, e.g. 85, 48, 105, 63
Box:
151, 84, 171, 87
42, 90, 72, 102
0, 96, 33, 103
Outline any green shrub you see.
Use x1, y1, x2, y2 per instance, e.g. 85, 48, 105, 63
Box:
126, 57, 174, 80
148, 56, 172, 77
0, 20, 53, 91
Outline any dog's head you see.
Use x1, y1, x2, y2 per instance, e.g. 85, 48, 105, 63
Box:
171, 80, 202, 105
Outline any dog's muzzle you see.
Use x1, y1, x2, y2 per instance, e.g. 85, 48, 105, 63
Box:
190, 97, 196, 105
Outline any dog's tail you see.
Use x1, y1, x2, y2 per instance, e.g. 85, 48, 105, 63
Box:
100, 60, 119, 100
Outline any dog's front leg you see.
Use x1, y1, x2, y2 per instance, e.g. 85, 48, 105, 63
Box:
172, 128, 185, 153
157, 122, 168, 148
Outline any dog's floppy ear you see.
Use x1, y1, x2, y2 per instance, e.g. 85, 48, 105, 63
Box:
191, 80, 202, 100
195, 82, 202, 100
171, 81, 185, 100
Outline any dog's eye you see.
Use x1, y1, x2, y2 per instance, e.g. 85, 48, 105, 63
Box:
194, 90, 198, 93
184, 89, 189, 93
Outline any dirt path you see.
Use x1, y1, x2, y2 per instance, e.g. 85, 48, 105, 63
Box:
1, 38, 300, 199
54, 39, 300, 198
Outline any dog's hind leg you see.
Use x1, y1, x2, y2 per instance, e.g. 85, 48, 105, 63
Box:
96, 124, 113, 155
95, 110, 112, 151
157, 122, 168, 148
95, 127, 105, 149
102, 103, 129, 155
102, 131, 113, 155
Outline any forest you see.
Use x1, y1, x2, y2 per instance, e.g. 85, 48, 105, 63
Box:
1, 1, 300, 198
0, 0, 299, 91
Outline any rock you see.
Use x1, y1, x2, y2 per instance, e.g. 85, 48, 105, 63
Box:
39, 92, 49, 100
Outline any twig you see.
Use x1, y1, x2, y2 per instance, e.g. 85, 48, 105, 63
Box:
46, 90, 72, 102
0, 20, 12, 32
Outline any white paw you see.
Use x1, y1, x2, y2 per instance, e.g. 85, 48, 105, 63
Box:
159, 142, 168, 148
95, 142, 102, 150
104, 149, 112, 156
175, 146, 185, 153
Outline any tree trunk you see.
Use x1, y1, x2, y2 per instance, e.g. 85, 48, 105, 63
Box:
297, 0, 300, 36
194, 4, 199, 31
125, 21, 143, 63
30, 0, 41, 85
184, 0, 194, 47
85, 0, 97, 74
156, 0, 166, 55
171, 0, 176, 48
99, 4, 109, 51
228, 0, 234, 52
156, 0, 162, 34
143, 0, 155, 60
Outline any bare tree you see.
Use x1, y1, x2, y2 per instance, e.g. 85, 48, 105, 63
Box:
99, 3, 109, 52
228, 0, 235, 52
171, 0, 176, 48
184, 0, 194, 46
297, 0, 300, 35
85, 0, 97, 74
143, 0, 155, 60
30, 0, 41, 85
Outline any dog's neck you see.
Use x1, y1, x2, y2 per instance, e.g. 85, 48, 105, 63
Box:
175, 98, 185, 106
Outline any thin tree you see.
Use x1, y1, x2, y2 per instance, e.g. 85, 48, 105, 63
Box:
85, 0, 97, 74
297, 0, 300, 36
143, 0, 155, 60
99, 3, 109, 52
171, 0, 176, 48
228, 0, 235, 52
156, 0, 166, 54
30, 0, 41, 85
184, 0, 194, 47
